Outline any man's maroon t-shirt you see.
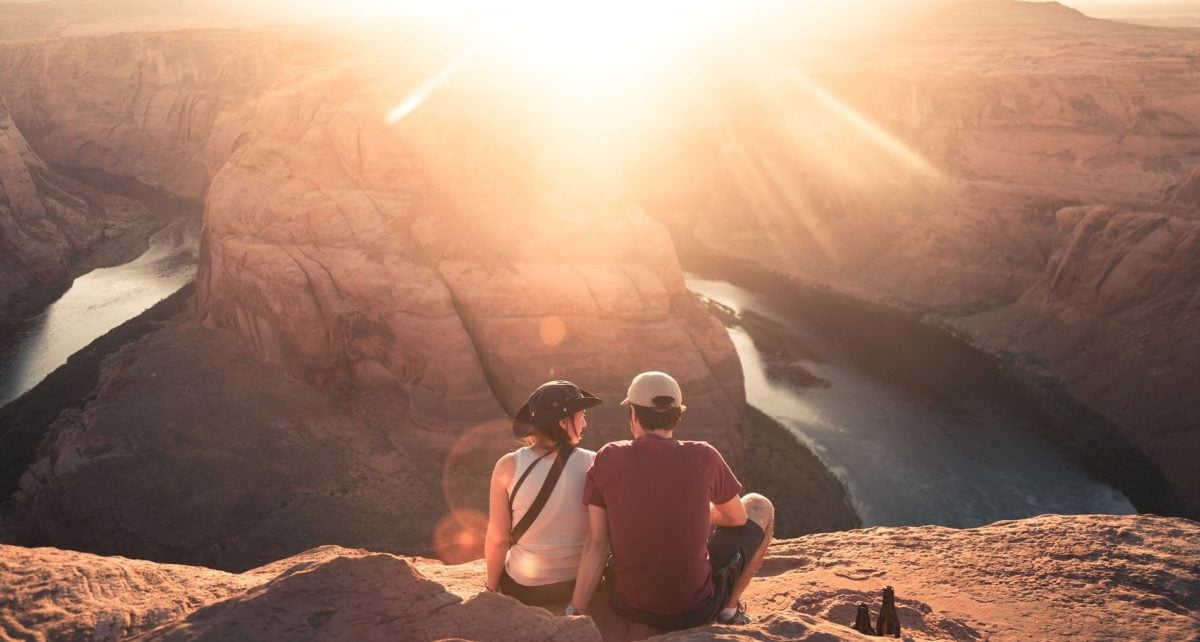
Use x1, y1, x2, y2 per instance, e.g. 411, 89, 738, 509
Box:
582, 433, 742, 615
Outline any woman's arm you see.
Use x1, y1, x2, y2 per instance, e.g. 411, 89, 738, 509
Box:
484, 453, 516, 592
568, 505, 610, 614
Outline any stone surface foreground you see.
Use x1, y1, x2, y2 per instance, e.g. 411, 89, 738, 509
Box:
2, 514, 1197, 641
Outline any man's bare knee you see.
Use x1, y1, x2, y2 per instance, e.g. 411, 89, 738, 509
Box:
742, 493, 775, 531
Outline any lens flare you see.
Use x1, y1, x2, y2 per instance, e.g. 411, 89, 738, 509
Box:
441, 419, 513, 516
385, 41, 483, 124
433, 509, 488, 564
538, 316, 567, 347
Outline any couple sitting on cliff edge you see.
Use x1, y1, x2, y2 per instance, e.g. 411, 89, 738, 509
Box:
484, 371, 776, 630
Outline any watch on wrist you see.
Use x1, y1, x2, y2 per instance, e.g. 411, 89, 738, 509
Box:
564, 604, 579, 616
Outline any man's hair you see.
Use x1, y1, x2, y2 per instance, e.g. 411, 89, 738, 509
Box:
631, 396, 682, 431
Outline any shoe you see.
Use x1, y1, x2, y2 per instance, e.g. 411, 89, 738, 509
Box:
717, 601, 753, 625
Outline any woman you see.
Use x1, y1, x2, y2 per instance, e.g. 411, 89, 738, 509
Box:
484, 380, 601, 605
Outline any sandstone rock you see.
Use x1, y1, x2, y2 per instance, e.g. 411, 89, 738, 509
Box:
0, 31, 281, 200
193, 56, 745, 457
0, 25, 745, 566
1166, 163, 1200, 209
0, 26, 745, 452
0, 93, 101, 311
137, 549, 601, 642
636, 2, 1200, 517
0, 543, 262, 641
3, 515, 1197, 641
2, 308, 473, 572
948, 204, 1200, 515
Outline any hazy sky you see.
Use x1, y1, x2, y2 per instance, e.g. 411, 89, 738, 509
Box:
274, 0, 1200, 21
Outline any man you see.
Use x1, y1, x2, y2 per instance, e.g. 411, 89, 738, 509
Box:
565, 371, 774, 630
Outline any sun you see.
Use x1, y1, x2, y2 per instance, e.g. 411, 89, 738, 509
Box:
374, 0, 743, 123
470, 0, 730, 83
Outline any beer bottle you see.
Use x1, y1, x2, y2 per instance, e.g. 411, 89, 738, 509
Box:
875, 585, 901, 638
852, 602, 876, 635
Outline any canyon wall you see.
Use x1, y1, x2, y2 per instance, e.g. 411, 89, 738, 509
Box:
3, 2, 1197, 571
0, 31, 283, 200
194, 63, 744, 453
0, 30, 744, 451
0, 94, 101, 312
636, 3, 1200, 517
0, 28, 745, 567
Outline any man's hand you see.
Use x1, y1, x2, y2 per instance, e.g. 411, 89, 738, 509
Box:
710, 495, 749, 528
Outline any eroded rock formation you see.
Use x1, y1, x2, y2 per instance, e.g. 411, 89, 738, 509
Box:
637, 2, 1200, 516
3, 514, 1197, 641
195, 71, 744, 453
0, 94, 101, 311
0, 31, 280, 200
1, 1, 1197, 577
0, 30, 744, 569
0, 27, 745, 454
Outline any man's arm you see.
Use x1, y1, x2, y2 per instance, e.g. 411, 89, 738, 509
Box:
710, 494, 748, 528
484, 454, 515, 592
568, 505, 610, 614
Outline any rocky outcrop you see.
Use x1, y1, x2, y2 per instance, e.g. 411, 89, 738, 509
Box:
948, 204, 1200, 515
0, 290, 754, 572
1, 303, 463, 571
0, 94, 101, 312
0, 28, 282, 316
1166, 164, 1200, 208
0, 31, 283, 200
3, 514, 1198, 641
0, 26, 745, 451
0, 542, 263, 640
0, 26, 742, 569
638, 2, 1200, 516
192, 49, 745, 455
138, 549, 602, 642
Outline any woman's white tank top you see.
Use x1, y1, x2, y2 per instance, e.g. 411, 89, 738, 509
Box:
504, 446, 595, 587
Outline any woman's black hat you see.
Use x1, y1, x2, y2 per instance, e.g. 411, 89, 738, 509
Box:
512, 380, 602, 438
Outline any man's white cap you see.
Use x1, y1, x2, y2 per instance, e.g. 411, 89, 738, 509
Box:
620, 371, 686, 411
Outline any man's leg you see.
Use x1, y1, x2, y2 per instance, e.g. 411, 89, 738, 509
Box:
725, 493, 774, 609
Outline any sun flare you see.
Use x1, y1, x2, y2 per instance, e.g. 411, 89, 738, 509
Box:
473, 0, 728, 81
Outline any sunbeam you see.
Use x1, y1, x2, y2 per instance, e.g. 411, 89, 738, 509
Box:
385, 40, 484, 124
771, 62, 941, 180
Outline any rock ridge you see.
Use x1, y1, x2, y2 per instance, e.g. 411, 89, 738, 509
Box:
637, 4, 1200, 517
0, 93, 102, 312
2, 514, 1197, 641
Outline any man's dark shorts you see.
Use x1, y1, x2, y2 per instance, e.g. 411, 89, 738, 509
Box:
605, 520, 765, 631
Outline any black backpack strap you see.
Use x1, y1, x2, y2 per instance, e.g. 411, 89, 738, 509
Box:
508, 449, 554, 515
509, 445, 573, 546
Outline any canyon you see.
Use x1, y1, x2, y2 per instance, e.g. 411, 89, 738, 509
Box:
0, 24, 748, 569
634, 1, 1200, 517
0, 2, 1199, 639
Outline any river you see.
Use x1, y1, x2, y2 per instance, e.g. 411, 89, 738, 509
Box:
0, 217, 200, 407
0, 205, 1135, 527
686, 273, 1136, 528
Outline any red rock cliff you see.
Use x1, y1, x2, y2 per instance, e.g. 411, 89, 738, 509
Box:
633, 2, 1200, 516
0, 29, 746, 455
0, 94, 102, 311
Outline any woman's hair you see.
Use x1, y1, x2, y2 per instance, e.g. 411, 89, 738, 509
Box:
519, 421, 570, 448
